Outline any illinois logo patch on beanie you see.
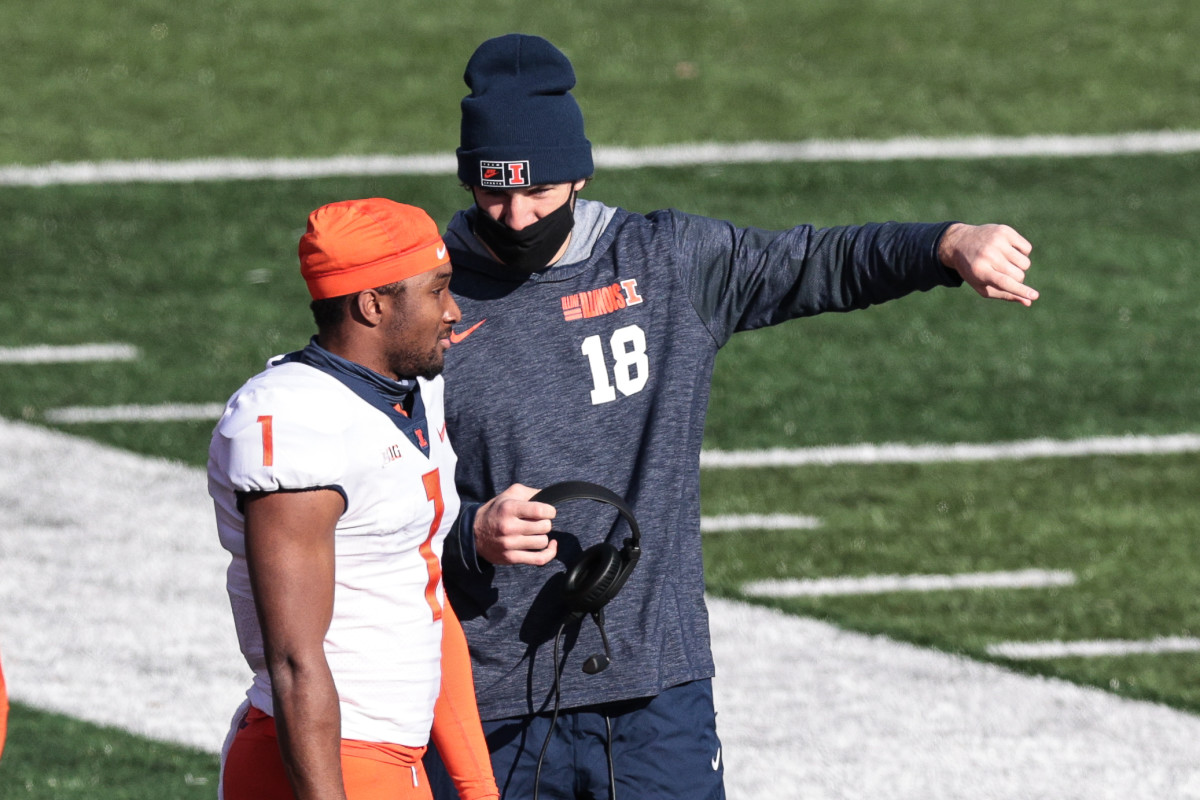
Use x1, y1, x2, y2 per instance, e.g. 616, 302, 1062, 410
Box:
480, 160, 531, 188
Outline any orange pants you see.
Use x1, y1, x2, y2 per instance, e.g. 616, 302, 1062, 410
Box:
221, 706, 430, 800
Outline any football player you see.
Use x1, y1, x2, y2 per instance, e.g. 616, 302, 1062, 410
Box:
209, 199, 497, 800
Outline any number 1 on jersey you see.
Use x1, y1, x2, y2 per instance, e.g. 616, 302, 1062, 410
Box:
256, 415, 274, 467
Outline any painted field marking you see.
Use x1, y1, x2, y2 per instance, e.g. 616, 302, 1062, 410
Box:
4, 130, 1200, 187
0, 343, 139, 364
701, 513, 822, 532
988, 636, 1200, 660
743, 568, 1076, 598
700, 434, 1200, 468
44, 402, 225, 424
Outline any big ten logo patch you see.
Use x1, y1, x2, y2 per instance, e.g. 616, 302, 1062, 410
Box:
381, 443, 404, 466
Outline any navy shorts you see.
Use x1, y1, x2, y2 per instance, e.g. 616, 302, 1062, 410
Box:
426, 679, 725, 800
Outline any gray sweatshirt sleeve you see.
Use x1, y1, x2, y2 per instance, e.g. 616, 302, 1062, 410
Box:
662, 210, 961, 347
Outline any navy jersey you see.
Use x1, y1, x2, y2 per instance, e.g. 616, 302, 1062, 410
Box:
440, 199, 957, 720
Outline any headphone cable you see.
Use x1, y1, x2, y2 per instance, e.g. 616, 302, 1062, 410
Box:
533, 620, 569, 800
605, 711, 616, 800
533, 618, 619, 800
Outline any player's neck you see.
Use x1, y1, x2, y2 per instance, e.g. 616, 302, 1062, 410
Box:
314, 331, 398, 382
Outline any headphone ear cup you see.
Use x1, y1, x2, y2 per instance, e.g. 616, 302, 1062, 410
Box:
563, 543, 624, 614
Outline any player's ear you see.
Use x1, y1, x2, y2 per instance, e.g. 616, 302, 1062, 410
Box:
352, 289, 386, 326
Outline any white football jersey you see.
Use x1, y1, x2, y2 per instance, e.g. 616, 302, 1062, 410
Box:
208, 359, 459, 745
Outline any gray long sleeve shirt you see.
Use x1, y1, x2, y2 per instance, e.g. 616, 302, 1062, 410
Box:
440, 198, 958, 720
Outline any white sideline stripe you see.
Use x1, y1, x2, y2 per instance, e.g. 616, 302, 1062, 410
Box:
29, 407, 1200, 473
0, 343, 139, 364
597, 130, 1200, 166
44, 402, 225, 424
0, 153, 456, 187
988, 636, 1200, 660
701, 513, 822, 532
743, 568, 1076, 598
700, 433, 1200, 468
4, 130, 1200, 186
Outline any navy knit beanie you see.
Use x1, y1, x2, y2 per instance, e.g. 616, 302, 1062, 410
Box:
457, 34, 594, 188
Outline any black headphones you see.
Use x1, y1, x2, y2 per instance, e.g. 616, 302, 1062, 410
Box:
531, 480, 641, 673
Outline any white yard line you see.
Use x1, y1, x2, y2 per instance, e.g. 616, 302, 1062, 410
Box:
3, 130, 1199, 186
596, 130, 1200, 166
0, 343, 139, 364
700, 433, 1200, 468
700, 513, 821, 532
4, 417, 1200, 799
28, 401, 1200, 468
988, 636, 1200, 660
43, 402, 226, 424
742, 569, 1076, 598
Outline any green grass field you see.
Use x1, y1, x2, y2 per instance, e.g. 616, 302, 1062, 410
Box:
7, 0, 1200, 163
1, 703, 217, 799
3, 1, 1200, 796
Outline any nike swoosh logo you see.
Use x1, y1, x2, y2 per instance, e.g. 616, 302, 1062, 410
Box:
436, 244, 447, 260
448, 319, 485, 344
711, 747, 721, 771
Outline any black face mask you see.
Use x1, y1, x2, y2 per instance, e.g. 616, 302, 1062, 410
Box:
472, 194, 575, 275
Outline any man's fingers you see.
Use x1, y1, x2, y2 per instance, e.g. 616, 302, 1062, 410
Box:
508, 499, 557, 523
1001, 225, 1033, 257
492, 486, 557, 525
965, 235, 1037, 305
1004, 247, 1033, 273
993, 268, 1038, 302
985, 258, 1028, 284
495, 538, 558, 566
981, 282, 1036, 306
976, 233, 1031, 275
474, 485, 561, 565
494, 513, 553, 539
524, 538, 558, 565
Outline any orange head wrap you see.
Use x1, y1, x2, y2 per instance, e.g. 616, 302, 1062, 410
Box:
299, 198, 449, 300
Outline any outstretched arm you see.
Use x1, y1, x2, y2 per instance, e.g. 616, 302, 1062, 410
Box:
938, 223, 1038, 306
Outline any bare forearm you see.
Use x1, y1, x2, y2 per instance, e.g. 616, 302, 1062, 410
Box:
270, 656, 347, 800
243, 489, 346, 799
